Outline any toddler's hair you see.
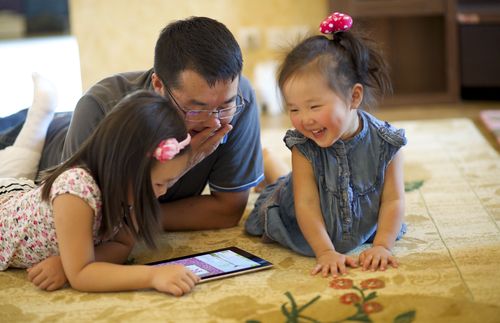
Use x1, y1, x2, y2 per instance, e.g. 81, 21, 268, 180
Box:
278, 31, 392, 109
41, 90, 188, 248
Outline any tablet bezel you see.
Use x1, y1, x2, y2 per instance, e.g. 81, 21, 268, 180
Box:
145, 246, 273, 282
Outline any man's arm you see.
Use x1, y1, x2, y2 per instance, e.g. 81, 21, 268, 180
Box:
160, 190, 249, 230
158, 123, 255, 231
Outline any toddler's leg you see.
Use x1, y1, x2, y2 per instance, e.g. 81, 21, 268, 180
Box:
262, 147, 290, 183
255, 147, 290, 192
0, 73, 57, 179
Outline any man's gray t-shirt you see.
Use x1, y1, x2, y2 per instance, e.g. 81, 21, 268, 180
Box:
39, 69, 264, 200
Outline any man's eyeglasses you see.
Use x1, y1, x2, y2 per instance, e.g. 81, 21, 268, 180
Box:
165, 86, 246, 123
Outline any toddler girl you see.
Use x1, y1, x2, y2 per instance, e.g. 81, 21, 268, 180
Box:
246, 12, 407, 277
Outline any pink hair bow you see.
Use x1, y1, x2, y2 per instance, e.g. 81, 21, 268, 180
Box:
319, 12, 353, 34
153, 134, 191, 162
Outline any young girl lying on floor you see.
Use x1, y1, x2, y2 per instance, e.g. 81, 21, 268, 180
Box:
0, 76, 199, 296
246, 12, 407, 277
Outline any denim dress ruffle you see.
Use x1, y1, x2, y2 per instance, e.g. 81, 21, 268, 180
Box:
245, 110, 407, 256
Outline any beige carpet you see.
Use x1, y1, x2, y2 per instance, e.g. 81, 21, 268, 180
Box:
1, 118, 500, 322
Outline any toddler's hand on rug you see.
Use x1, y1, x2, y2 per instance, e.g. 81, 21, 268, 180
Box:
359, 246, 398, 272
312, 250, 358, 278
27, 256, 68, 291
150, 264, 200, 296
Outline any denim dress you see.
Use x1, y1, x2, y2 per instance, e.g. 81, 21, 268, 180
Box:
245, 110, 407, 256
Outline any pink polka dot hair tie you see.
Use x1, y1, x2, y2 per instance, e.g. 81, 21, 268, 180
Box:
319, 12, 353, 35
153, 134, 191, 162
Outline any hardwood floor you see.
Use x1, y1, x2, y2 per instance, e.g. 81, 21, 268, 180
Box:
260, 100, 500, 152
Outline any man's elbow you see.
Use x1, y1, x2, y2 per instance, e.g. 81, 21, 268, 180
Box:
220, 205, 246, 228
212, 190, 249, 228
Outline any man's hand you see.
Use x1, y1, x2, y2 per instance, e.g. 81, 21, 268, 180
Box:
27, 256, 68, 291
187, 124, 232, 169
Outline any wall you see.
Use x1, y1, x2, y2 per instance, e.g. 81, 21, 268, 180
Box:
69, 0, 328, 90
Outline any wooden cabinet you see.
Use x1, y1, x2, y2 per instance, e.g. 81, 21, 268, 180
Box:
329, 0, 459, 106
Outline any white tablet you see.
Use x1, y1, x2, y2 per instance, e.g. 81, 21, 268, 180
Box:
146, 246, 273, 282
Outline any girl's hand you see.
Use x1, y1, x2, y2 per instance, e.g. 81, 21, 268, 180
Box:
311, 250, 358, 278
150, 264, 200, 296
359, 245, 398, 271
27, 256, 68, 291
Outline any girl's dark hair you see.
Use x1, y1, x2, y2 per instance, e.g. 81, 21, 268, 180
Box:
278, 31, 392, 110
154, 16, 243, 89
41, 90, 188, 248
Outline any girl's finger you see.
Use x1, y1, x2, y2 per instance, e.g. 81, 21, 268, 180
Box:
176, 280, 192, 294
31, 273, 47, 286
168, 284, 183, 297
46, 282, 60, 291
362, 255, 373, 271
346, 257, 358, 268
38, 278, 52, 290
331, 264, 341, 278
338, 261, 347, 275
380, 257, 388, 271
27, 266, 42, 281
388, 255, 399, 268
187, 271, 200, 284
311, 264, 322, 275
321, 265, 331, 277
32, 275, 48, 287
370, 256, 381, 271
182, 275, 196, 289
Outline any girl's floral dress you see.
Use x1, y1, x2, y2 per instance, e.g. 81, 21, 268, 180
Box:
0, 167, 102, 270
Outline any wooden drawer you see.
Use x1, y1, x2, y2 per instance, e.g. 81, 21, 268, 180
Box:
329, 0, 459, 106
330, 0, 446, 17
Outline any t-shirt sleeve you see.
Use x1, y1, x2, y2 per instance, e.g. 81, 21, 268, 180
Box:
377, 122, 407, 162
49, 168, 101, 216
284, 129, 314, 162
206, 77, 264, 192
61, 95, 106, 161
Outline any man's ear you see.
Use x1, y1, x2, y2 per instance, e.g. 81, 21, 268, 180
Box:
151, 73, 165, 96
351, 83, 363, 109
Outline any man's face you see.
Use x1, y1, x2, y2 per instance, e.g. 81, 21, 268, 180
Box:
153, 70, 239, 135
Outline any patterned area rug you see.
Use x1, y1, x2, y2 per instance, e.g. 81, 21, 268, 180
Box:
480, 109, 500, 147
1, 118, 500, 322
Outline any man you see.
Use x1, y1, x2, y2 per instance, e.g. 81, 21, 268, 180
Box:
1, 16, 264, 231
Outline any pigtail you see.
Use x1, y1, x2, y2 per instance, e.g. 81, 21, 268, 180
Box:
335, 31, 392, 109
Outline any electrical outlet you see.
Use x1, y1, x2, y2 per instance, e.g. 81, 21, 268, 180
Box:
238, 27, 261, 51
266, 25, 310, 50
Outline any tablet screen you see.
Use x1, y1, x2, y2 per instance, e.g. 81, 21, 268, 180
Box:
146, 247, 273, 282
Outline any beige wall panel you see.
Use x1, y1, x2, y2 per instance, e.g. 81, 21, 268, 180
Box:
70, 0, 327, 90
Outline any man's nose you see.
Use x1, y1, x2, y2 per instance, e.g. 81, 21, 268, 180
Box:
204, 114, 222, 128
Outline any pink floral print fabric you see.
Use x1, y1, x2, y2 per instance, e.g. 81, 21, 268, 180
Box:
0, 167, 102, 270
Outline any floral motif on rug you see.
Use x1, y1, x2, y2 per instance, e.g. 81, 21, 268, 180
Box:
404, 180, 423, 192
247, 278, 416, 323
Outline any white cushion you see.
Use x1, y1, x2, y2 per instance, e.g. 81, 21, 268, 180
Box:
0, 35, 82, 117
